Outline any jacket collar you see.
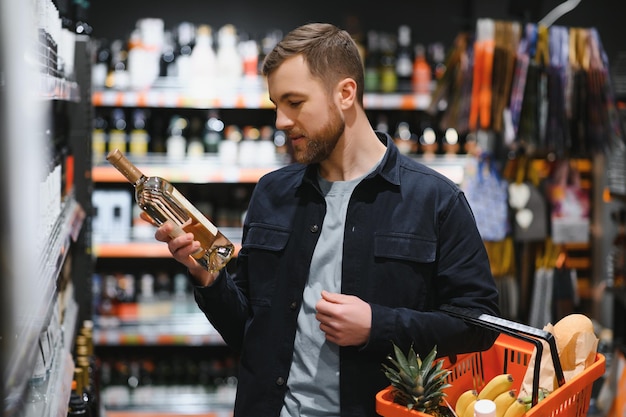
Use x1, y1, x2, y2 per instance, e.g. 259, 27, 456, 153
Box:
300, 131, 401, 189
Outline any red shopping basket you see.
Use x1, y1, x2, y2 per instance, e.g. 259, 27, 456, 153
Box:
376, 306, 605, 417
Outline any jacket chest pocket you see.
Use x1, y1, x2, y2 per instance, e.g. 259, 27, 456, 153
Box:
242, 223, 291, 304
372, 232, 437, 307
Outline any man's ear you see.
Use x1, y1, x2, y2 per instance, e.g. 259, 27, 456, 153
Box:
336, 78, 357, 110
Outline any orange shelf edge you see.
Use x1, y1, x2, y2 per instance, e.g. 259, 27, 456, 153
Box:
94, 242, 241, 258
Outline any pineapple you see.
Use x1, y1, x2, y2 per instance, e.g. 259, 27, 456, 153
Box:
382, 343, 453, 417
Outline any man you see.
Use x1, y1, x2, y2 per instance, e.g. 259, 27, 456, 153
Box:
152, 22, 499, 417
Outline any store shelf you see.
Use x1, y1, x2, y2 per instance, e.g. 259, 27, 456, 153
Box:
93, 154, 467, 184
41, 74, 81, 102
21, 298, 78, 417
94, 242, 240, 258
92, 88, 431, 110
94, 228, 242, 258
94, 313, 225, 346
38, 197, 86, 315
92, 87, 273, 109
93, 155, 284, 184
103, 389, 235, 417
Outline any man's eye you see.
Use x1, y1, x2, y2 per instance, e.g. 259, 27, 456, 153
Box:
289, 101, 302, 108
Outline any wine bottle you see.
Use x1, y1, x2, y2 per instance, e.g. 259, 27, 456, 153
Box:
106, 149, 234, 272
395, 25, 413, 93
412, 43, 432, 95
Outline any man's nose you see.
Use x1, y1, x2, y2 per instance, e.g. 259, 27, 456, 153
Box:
275, 108, 294, 130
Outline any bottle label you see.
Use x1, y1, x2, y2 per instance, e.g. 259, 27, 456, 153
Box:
171, 188, 219, 235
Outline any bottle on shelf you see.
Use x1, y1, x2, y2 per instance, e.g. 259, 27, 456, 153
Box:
108, 108, 128, 154
203, 110, 224, 154
158, 30, 176, 78
443, 127, 460, 156
106, 149, 235, 272
395, 25, 413, 93
166, 115, 188, 160
429, 41, 447, 81
106, 39, 129, 90
67, 375, 91, 417
238, 125, 261, 166
219, 125, 242, 165
378, 32, 397, 93
173, 21, 196, 83
186, 116, 206, 158
393, 121, 417, 154
216, 24, 243, 91
92, 112, 108, 164
189, 24, 217, 94
129, 109, 150, 158
91, 39, 111, 89
364, 30, 381, 93
412, 43, 432, 95
419, 126, 439, 158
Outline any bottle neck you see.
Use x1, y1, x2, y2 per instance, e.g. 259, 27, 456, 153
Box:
106, 149, 145, 184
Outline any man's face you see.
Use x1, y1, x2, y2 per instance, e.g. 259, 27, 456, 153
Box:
267, 55, 345, 165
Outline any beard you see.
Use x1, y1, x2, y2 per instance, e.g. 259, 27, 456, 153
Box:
290, 103, 345, 165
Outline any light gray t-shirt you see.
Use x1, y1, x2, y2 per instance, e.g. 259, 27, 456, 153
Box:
280, 173, 364, 417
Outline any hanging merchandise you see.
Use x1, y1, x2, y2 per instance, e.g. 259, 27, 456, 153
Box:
462, 154, 509, 241
552, 260, 578, 322
547, 159, 590, 244
517, 23, 549, 154
545, 25, 570, 157
468, 19, 495, 132
528, 264, 554, 328
586, 28, 626, 195
490, 21, 520, 135
506, 155, 548, 242
527, 239, 578, 328
608, 209, 626, 288
484, 238, 518, 319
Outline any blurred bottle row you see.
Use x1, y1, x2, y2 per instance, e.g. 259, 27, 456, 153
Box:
91, 18, 446, 94
93, 271, 203, 324
98, 353, 238, 409
92, 108, 289, 165
32, 0, 91, 80
92, 107, 474, 169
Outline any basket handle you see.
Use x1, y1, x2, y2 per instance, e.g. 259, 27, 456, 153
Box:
440, 305, 565, 406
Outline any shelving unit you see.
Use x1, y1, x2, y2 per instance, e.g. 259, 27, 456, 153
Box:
1, 1, 94, 416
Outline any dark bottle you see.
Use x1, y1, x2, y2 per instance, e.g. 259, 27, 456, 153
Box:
378, 33, 397, 93
203, 110, 224, 154
160, 30, 177, 77
92, 40, 111, 89
395, 25, 414, 93
108, 108, 128, 154
67, 374, 92, 416
364, 30, 381, 93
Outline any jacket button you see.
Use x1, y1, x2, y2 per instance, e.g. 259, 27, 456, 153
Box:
289, 301, 298, 310
276, 377, 285, 386
309, 224, 319, 233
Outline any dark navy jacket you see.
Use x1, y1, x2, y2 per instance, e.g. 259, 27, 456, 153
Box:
194, 132, 499, 417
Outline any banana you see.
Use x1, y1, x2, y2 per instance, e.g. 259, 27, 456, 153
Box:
478, 373, 514, 401
461, 399, 477, 417
493, 390, 517, 417
502, 399, 527, 417
455, 389, 478, 417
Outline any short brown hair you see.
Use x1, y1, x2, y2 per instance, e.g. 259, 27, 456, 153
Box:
262, 23, 365, 106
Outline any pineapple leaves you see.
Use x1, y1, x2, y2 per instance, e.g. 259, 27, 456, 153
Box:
382, 342, 452, 415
